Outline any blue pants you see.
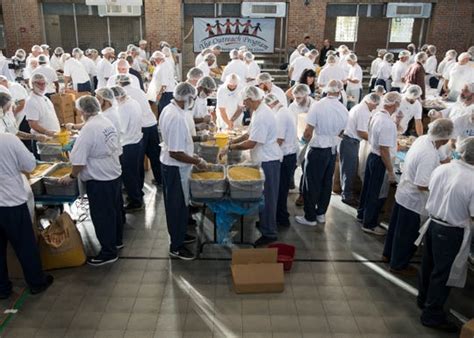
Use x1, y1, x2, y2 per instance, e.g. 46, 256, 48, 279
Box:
418, 221, 464, 325
139, 124, 162, 188
77, 81, 92, 93
260, 160, 281, 238
383, 202, 420, 269
0, 203, 47, 294
339, 135, 360, 201
120, 141, 143, 205
277, 153, 297, 226
161, 164, 188, 251
357, 153, 386, 229
303, 147, 337, 221
86, 178, 123, 258
158, 92, 173, 114
298, 160, 305, 195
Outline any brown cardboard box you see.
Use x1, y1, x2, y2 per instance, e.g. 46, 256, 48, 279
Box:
460, 319, 474, 338
50, 93, 75, 115
231, 248, 284, 294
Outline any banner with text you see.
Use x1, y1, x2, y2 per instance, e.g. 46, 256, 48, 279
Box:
193, 18, 275, 53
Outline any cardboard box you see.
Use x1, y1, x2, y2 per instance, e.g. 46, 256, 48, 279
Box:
50, 93, 75, 115
231, 248, 284, 294
460, 319, 474, 338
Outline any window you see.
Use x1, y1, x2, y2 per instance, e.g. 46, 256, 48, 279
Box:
390, 18, 414, 43
335, 16, 358, 42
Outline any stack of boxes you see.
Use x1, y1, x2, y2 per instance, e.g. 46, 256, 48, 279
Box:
50, 93, 75, 125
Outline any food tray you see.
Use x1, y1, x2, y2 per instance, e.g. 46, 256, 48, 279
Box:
227, 164, 265, 201
43, 163, 79, 197
190, 165, 227, 200
30, 162, 58, 196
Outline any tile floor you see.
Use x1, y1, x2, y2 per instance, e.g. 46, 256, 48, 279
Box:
1, 182, 472, 338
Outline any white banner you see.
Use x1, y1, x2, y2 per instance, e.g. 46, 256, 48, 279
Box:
193, 18, 275, 53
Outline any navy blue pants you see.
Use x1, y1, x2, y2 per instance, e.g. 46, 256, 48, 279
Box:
259, 160, 281, 238
303, 147, 337, 221
158, 92, 173, 114
0, 203, 47, 294
298, 160, 305, 195
339, 135, 360, 201
418, 221, 464, 325
120, 141, 143, 205
277, 154, 297, 226
383, 202, 420, 269
357, 153, 387, 229
77, 81, 92, 93
86, 177, 123, 259
139, 124, 162, 188
375, 78, 387, 91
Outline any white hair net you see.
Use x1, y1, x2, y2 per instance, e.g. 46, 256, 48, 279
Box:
197, 76, 217, 91
427, 45, 437, 54
300, 47, 310, 56
0, 75, 8, 84
305, 49, 319, 60
116, 74, 132, 86
0, 92, 12, 110
398, 50, 411, 58
204, 53, 216, 62
239, 46, 248, 52
382, 91, 402, 107
364, 93, 381, 106
225, 73, 240, 86
30, 73, 46, 86
173, 82, 197, 101
373, 85, 386, 95
229, 49, 239, 59
54, 47, 64, 55
383, 53, 394, 62
38, 55, 48, 64
297, 43, 306, 52
427, 118, 453, 141
264, 93, 280, 106
244, 52, 254, 61
326, 55, 337, 64
101, 47, 115, 55
256, 72, 273, 85
347, 53, 357, 62
211, 44, 222, 51
404, 85, 422, 100
187, 67, 204, 81
292, 84, 311, 97
242, 86, 264, 101
446, 49, 457, 59
31, 45, 42, 52
416, 52, 427, 62
111, 86, 127, 100
76, 95, 100, 116
458, 52, 471, 62
151, 51, 165, 60
162, 47, 172, 57
458, 136, 474, 165
324, 80, 343, 94
117, 52, 128, 59
72, 48, 83, 56
377, 49, 387, 57
95, 87, 115, 105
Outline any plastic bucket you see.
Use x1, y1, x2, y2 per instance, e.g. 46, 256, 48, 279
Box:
214, 133, 229, 148
268, 243, 296, 271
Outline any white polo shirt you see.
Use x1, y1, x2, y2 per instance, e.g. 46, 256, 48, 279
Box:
368, 110, 397, 156
0, 133, 36, 207
248, 103, 282, 164
152, 61, 176, 94
391, 60, 409, 88
216, 84, 243, 130
397, 99, 422, 134
275, 106, 298, 156
221, 59, 248, 84
24, 93, 60, 135
117, 97, 143, 146
31, 65, 58, 94
344, 101, 371, 141
317, 63, 346, 87
70, 114, 122, 182
290, 56, 314, 82
346, 64, 363, 91
370, 57, 382, 77
107, 73, 140, 89
426, 160, 474, 228
123, 85, 157, 128
306, 96, 348, 148
395, 135, 441, 215
96, 58, 115, 89
63, 58, 90, 87
159, 101, 194, 168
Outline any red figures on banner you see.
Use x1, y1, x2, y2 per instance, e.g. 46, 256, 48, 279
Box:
206, 19, 262, 37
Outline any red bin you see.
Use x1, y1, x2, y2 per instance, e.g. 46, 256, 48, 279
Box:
268, 243, 296, 271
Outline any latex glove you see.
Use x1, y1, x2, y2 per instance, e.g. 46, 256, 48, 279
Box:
65, 123, 75, 131
196, 158, 209, 170
199, 134, 210, 142
59, 174, 74, 185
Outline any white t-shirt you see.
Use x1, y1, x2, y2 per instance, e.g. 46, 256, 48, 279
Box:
391, 61, 409, 88
438, 58, 455, 78
0, 110, 18, 134
216, 84, 243, 130
424, 55, 438, 74
151, 61, 176, 94
346, 64, 363, 90
290, 56, 314, 82
452, 113, 474, 143
370, 58, 382, 77
344, 101, 371, 141
368, 110, 397, 156
197, 61, 211, 77
192, 96, 209, 119
31, 65, 58, 94
246, 61, 261, 84
221, 59, 248, 84
24, 93, 60, 135
426, 160, 474, 228
101, 106, 122, 148
446, 64, 474, 96
397, 99, 422, 134
0, 133, 36, 207
159, 101, 194, 167
96, 58, 115, 89
248, 103, 282, 164
275, 106, 298, 156
317, 64, 346, 87
306, 96, 348, 148
49, 55, 63, 72
396, 135, 441, 215
376, 60, 392, 81
107, 73, 140, 89
289, 50, 301, 66
117, 97, 143, 146
123, 85, 157, 128
70, 114, 122, 182
270, 85, 288, 107
6, 82, 28, 124
63, 58, 90, 86
79, 56, 97, 76
442, 101, 474, 120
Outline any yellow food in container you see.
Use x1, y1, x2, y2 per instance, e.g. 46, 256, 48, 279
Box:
49, 166, 72, 178
191, 172, 224, 180
228, 167, 261, 181
214, 133, 229, 148
57, 128, 70, 146
31, 164, 53, 178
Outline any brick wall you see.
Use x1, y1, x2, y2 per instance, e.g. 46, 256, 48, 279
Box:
287, 0, 328, 50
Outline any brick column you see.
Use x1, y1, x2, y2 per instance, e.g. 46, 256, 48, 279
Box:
143, 0, 183, 52
2, 0, 44, 55
287, 0, 328, 50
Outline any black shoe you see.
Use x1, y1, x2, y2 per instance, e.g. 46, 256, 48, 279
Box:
254, 236, 277, 247
87, 255, 118, 267
421, 319, 458, 333
124, 202, 144, 213
169, 247, 195, 261
183, 234, 197, 244
189, 205, 201, 214
116, 243, 125, 250
30, 275, 54, 295
289, 180, 296, 190
188, 218, 197, 226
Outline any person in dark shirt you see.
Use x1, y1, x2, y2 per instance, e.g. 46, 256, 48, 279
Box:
304, 35, 316, 51
126, 56, 144, 91
404, 52, 427, 100
319, 39, 334, 67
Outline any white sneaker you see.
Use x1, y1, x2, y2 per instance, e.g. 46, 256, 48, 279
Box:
362, 226, 387, 236
316, 214, 326, 224
295, 216, 317, 227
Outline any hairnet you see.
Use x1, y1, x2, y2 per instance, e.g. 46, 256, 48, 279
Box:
162, 47, 171, 57
224, 73, 240, 86
159, 41, 170, 49
41, 44, 50, 50
129, 46, 139, 53
305, 49, 319, 59
446, 49, 457, 59
347, 53, 357, 62
173, 82, 197, 101
0, 75, 8, 83
326, 55, 337, 64
38, 55, 48, 64
151, 51, 165, 60
458, 52, 471, 62
0, 92, 12, 110
404, 84, 422, 100
200, 48, 212, 56
54, 47, 64, 54
468, 46, 474, 56
427, 118, 453, 141
326, 50, 336, 57
416, 52, 427, 62
382, 91, 402, 107
338, 45, 349, 53
116, 74, 131, 86
324, 80, 343, 94
458, 136, 474, 165
30, 73, 46, 85
204, 53, 216, 62
264, 93, 280, 106
197, 76, 217, 91
116, 52, 127, 59
75, 95, 100, 116
95, 87, 115, 105
186, 67, 204, 81
364, 93, 381, 105
427, 45, 437, 54
374, 85, 386, 94
139, 40, 147, 45
384, 53, 394, 62
111, 86, 127, 100
242, 86, 264, 101
244, 52, 254, 61
101, 47, 115, 55
229, 49, 239, 59
31, 45, 42, 52
297, 43, 306, 52
211, 44, 221, 51
239, 46, 248, 52
300, 47, 310, 56
256, 72, 273, 85
292, 84, 311, 97
72, 47, 83, 56
14, 49, 26, 61
377, 49, 387, 57
398, 50, 410, 58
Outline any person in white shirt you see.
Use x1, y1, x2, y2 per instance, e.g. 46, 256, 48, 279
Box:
0, 76, 29, 138
147, 51, 176, 113
289, 44, 307, 66
265, 93, 298, 227
160, 82, 209, 260
416, 136, 474, 332
216, 73, 244, 130
193, 76, 216, 126
383, 119, 454, 276
220, 49, 248, 85
243, 52, 260, 85
111, 86, 144, 212
452, 109, 474, 145
195, 48, 212, 68
73, 48, 98, 91
317, 54, 346, 89
186, 67, 204, 87
357, 91, 401, 236
337, 44, 351, 77
49, 47, 64, 72
25, 45, 43, 69
197, 53, 216, 77
62, 53, 91, 92
60, 96, 123, 267
94, 88, 122, 144
444, 52, 474, 102
424, 45, 438, 88
107, 59, 140, 89
296, 80, 348, 226
391, 50, 411, 92
23, 58, 39, 83
0, 132, 54, 296
256, 72, 288, 107
222, 86, 282, 246
31, 55, 58, 97
289, 49, 318, 85
440, 83, 474, 120
96, 47, 115, 89
345, 53, 363, 109
138, 40, 149, 60
369, 49, 387, 91
375, 53, 394, 91
407, 44, 417, 64
339, 93, 381, 205
397, 84, 424, 136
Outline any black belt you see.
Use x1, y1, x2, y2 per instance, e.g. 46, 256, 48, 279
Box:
342, 134, 360, 143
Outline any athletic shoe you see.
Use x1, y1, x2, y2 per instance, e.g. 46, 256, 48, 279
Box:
169, 247, 196, 261
316, 214, 326, 224
116, 243, 125, 250
87, 256, 119, 267
361, 226, 387, 236
183, 234, 197, 244
295, 216, 317, 227
30, 275, 54, 295
390, 265, 418, 276
254, 236, 277, 247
